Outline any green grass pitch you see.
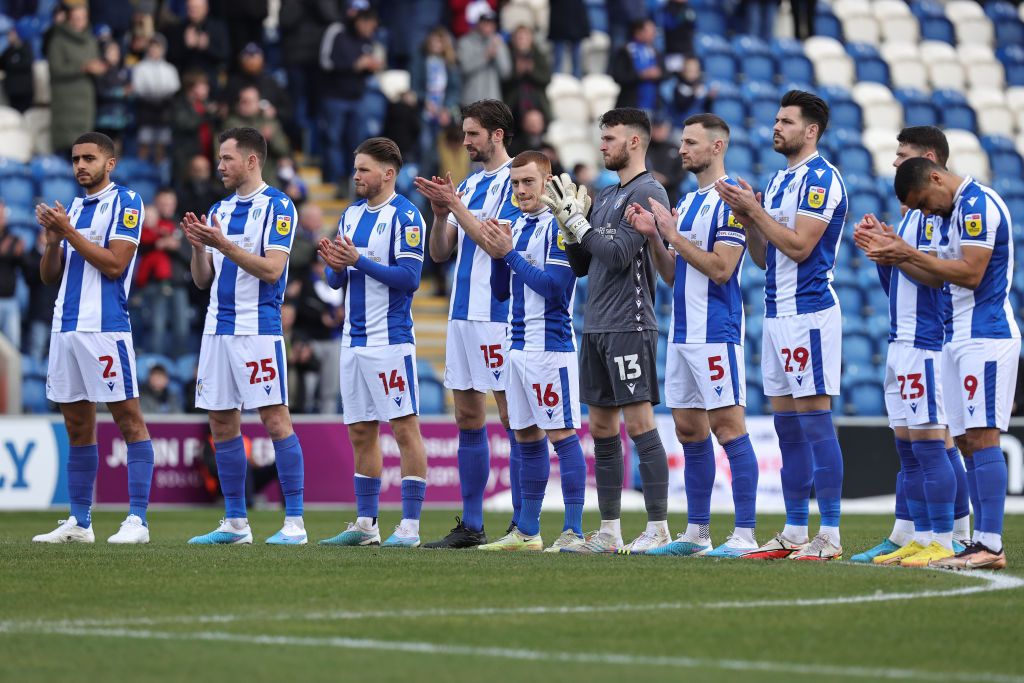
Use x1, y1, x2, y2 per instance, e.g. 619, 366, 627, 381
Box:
1, 510, 1022, 683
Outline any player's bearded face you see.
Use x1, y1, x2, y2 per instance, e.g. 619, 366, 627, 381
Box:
463, 120, 495, 163
602, 139, 629, 171
71, 144, 110, 189
352, 155, 385, 199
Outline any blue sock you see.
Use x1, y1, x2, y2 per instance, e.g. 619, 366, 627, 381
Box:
553, 433, 586, 535
517, 437, 550, 537
401, 477, 426, 521
774, 412, 812, 527
507, 429, 522, 527
457, 428, 490, 531
682, 435, 716, 526
273, 434, 304, 517
67, 444, 99, 528
354, 475, 381, 521
913, 439, 955, 535
972, 447, 1007, 536
215, 436, 247, 519
895, 470, 911, 522
896, 438, 929, 534
126, 440, 154, 523
964, 453, 981, 532
722, 434, 759, 529
947, 447, 970, 521
798, 410, 843, 528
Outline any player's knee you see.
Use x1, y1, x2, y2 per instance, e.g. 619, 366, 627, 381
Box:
674, 425, 708, 444
65, 418, 95, 445
117, 413, 149, 442
711, 423, 744, 445
454, 405, 484, 430
390, 416, 421, 445
953, 434, 972, 457
260, 406, 293, 440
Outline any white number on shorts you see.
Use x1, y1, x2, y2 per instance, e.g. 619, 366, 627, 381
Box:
532, 383, 560, 407
613, 354, 641, 381
479, 344, 504, 369
378, 369, 407, 395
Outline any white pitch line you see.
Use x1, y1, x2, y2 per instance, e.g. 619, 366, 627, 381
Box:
1, 568, 1020, 633
10, 625, 1024, 683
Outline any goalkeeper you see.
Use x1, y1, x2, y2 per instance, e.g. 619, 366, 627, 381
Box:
541, 107, 674, 555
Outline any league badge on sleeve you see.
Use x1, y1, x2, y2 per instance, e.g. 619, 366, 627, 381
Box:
727, 213, 744, 229
808, 186, 826, 209
964, 213, 983, 237
924, 218, 934, 241
556, 231, 566, 250
122, 207, 139, 229
405, 223, 421, 247
275, 214, 292, 236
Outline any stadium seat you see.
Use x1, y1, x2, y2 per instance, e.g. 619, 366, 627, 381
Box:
851, 82, 902, 130
989, 150, 1024, 177
580, 31, 611, 76
0, 176, 36, 207
418, 376, 446, 414
960, 45, 1006, 91
580, 73, 619, 118
704, 52, 737, 82
30, 154, 72, 180
996, 46, 1024, 86
881, 43, 928, 90
38, 176, 79, 203
814, 5, 844, 39
969, 89, 1015, 137
894, 87, 938, 126
725, 143, 755, 175
847, 382, 885, 416
993, 176, 1024, 199
920, 15, 956, 44
711, 96, 746, 129
22, 377, 49, 414
174, 353, 199, 383
946, 1, 995, 46
135, 354, 175, 384
986, 2, 1024, 47
875, 0, 921, 44
844, 332, 876, 364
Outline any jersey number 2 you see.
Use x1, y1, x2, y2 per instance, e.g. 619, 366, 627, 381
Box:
98, 355, 117, 378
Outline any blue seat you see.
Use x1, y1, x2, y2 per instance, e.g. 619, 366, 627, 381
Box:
741, 80, 780, 104
9, 224, 36, 248
941, 105, 977, 131
866, 314, 891, 339
711, 96, 746, 128
748, 99, 782, 129
996, 46, 1024, 86
0, 157, 31, 179
865, 287, 890, 316
848, 194, 884, 224
844, 333, 875, 364
696, 33, 731, 57
986, 2, 1024, 46
30, 154, 72, 181
745, 387, 764, 416
38, 177, 80, 204
830, 101, 863, 131
777, 55, 814, 84
418, 377, 446, 414
990, 151, 1024, 177
21, 354, 47, 379
0, 176, 35, 207
903, 101, 939, 127
770, 38, 805, 58
726, 144, 755, 175
814, 9, 843, 40
838, 145, 872, 177
174, 353, 199, 382
705, 52, 738, 82
920, 16, 955, 43
836, 286, 865, 314
855, 58, 890, 85
848, 382, 885, 416
113, 156, 161, 183
695, 8, 727, 35
23, 377, 50, 414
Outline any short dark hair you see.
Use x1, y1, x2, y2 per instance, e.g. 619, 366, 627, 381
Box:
779, 90, 830, 140
461, 99, 515, 142
599, 107, 652, 142
72, 132, 115, 157
893, 156, 943, 203
511, 150, 551, 176
629, 18, 652, 36
355, 136, 403, 170
683, 113, 730, 139
897, 126, 949, 167
218, 127, 268, 165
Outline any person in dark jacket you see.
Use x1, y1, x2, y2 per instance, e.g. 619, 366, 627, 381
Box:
222, 42, 294, 145
214, 0, 268, 57
547, 0, 590, 79
609, 18, 663, 114
503, 25, 552, 124
170, 70, 219, 179
0, 27, 35, 112
166, 0, 230, 87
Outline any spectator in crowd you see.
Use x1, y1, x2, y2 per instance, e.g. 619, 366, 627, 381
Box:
137, 189, 190, 357
220, 85, 290, 188
48, 3, 105, 156
503, 25, 551, 124
132, 33, 181, 163
220, 0, 268, 58
176, 153, 220, 217
646, 118, 686, 206
607, 0, 649, 52
0, 204, 24, 350
139, 363, 184, 414
742, 0, 781, 42
166, 0, 230, 86
281, 300, 321, 414
123, 9, 155, 67
90, 0, 135, 45
670, 56, 715, 127
449, 0, 497, 39
378, 0, 445, 71
662, 0, 697, 72
318, 7, 383, 196
792, 0, 817, 40
222, 42, 294, 144
279, 0, 342, 154
456, 8, 509, 105
289, 202, 326, 283
1, 25, 35, 113
610, 18, 662, 114
508, 107, 546, 157
411, 26, 461, 179
277, 157, 308, 205
293, 259, 344, 414
170, 70, 218, 179
95, 39, 132, 149
539, 142, 565, 177
20, 230, 60, 361
382, 90, 422, 165
548, 0, 590, 79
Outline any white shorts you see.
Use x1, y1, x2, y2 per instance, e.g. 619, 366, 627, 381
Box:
195, 334, 288, 411
942, 337, 1021, 436
883, 342, 946, 429
665, 342, 746, 410
444, 319, 508, 392
340, 343, 419, 424
505, 348, 581, 431
47, 331, 139, 403
762, 306, 841, 398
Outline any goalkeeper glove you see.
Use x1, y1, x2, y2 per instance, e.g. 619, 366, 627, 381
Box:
540, 173, 592, 242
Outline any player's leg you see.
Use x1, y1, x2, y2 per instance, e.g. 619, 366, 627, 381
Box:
33, 400, 98, 543
260, 403, 307, 545
946, 428, 972, 545
493, 388, 521, 535
479, 423, 546, 552
708, 405, 760, 557
544, 355, 585, 548
106, 397, 154, 544
382, 413, 427, 548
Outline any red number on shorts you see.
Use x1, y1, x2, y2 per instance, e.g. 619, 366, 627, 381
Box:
245, 358, 276, 384
780, 347, 810, 373
964, 375, 979, 401
531, 383, 560, 407
378, 369, 407, 395
480, 344, 504, 369
708, 356, 725, 381
98, 355, 116, 378
897, 373, 924, 400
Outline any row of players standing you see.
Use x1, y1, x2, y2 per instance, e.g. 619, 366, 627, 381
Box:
31, 91, 1017, 567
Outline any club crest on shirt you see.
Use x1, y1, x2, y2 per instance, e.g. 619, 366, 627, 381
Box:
275, 214, 292, 236
122, 207, 139, 229
964, 213, 983, 237
614, 195, 625, 209
700, 204, 710, 217
376, 222, 387, 234
405, 224, 421, 247
808, 186, 825, 209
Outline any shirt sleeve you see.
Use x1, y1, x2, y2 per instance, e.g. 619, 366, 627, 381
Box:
108, 190, 144, 244
446, 179, 470, 228
496, 179, 522, 222
796, 166, 843, 224
393, 204, 425, 262
958, 191, 999, 250
714, 200, 746, 248
546, 222, 571, 268
264, 195, 297, 253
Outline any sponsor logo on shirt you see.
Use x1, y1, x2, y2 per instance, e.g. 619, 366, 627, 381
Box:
276, 214, 292, 236
122, 207, 139, 229
406, 224, 421, 247
807, 186, 826, 209
964, 213, 983, 237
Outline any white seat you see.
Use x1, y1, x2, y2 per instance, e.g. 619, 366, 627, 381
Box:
580, 31, 610, 76
976, 107, 1016, 137
375, 69, 410, 102
556, 141, 598, 168
813, 56, 855, 88
928, 61, 966, 91
852, 83, 902, 129
862, 127, 901, 161
1007, 87, 1024, 113
0, 105, 24, 129
851, 82, 895, 106
967, 87, 1007, 110
22, 106, 51, 156
546, 73, 582, 99
958, 43, 997, 64
524, 0, 549, 33
803, 36, 846, 60
550, 94, 591, 124
965, 63, 1005, 91
832, 0, 872, 21
545, 118, 588, 146
945, 128, 983, 153
945, 0, 986, 21
952, 150, 991, 183
873, 0, 912, 19
0, 129, 32, 162
33, 60, 50, 106
881, 42, 920, 63
500, 3, 536, 32
952, 17, 994, 46
878, 15, 920, 44
842, 15, 881, 44
919, 40, 958, 64
871, 149, 898, 175
889, 59, 929, 90
581, 73, 619, 119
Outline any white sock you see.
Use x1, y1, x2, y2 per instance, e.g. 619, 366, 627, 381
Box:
820, 525, 841, 545
227, 517, 248, 530
356, 516, 377, 531
933, 531, 953, 551
976, 531, 1002, 552
684, 523, 711, 543
731, 527, 756, 546
645, 519, 669, 537
912, 530, 932, 547
285, 516, 304, 529
783, 524, 808, 543
972, 529, 981, 543
401, 518, 420, 535
889, 519, 914, 546
600, 519, 621, 541
953, 515, 971, 540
